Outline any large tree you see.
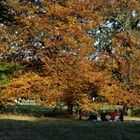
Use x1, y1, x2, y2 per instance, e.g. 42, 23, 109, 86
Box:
0, 0, 139, 113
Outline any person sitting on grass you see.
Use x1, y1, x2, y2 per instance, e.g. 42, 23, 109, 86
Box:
79, 109, 83, 120
97, 114, 101, 122
110, 110, 117, 121
87, 112, 97, 121
119, 109, 124, 122
105, 112, 111, 121
100, 110, 107, 121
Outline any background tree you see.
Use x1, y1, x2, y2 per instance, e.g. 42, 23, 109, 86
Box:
96, 0, 140, 109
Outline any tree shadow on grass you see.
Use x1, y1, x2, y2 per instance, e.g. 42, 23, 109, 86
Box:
0, 117, 140, 140
0, 119, 48, 140
0, 105, 67, 117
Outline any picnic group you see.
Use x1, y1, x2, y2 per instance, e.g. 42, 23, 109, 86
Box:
79, 109, 124, 122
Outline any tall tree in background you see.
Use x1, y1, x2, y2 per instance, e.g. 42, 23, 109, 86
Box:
92, 0, 140, 109
0, 0, 139, 112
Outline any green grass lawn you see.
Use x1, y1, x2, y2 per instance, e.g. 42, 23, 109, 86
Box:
0, 115, 140, 140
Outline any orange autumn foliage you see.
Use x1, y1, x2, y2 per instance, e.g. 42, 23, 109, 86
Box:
0, 0, 139, 112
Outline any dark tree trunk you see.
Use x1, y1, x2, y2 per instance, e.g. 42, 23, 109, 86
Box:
123, 104, 128, 115
68, 103, 73, 115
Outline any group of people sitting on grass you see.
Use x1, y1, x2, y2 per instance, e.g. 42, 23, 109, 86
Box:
79, 109, 124, 122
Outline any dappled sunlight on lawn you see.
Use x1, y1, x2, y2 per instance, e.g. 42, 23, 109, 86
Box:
0, 114, 140, 123
124, 116, 140, 123
0, 114, 53, 122
0, 114, 78, 122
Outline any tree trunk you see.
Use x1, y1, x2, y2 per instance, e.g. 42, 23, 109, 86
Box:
68, 103, 73, 115
123, 104, 128, 115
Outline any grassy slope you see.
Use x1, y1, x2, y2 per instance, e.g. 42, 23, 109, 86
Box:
0, 115, 140, 140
